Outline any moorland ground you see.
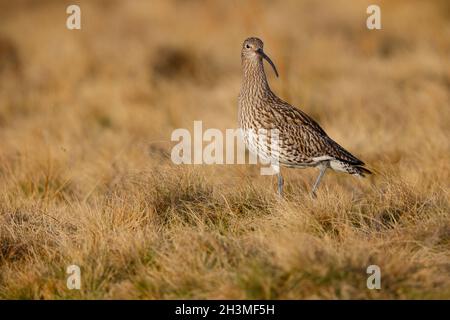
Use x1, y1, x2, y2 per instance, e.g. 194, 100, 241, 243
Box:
0, 0, 449, 299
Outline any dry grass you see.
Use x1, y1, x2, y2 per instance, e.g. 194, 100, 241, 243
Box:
0, 0, 449, 299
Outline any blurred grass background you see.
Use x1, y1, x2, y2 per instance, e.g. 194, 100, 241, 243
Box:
0, 0, 449, 299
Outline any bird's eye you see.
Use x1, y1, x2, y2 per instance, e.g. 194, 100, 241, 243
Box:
245, 44, 250, 49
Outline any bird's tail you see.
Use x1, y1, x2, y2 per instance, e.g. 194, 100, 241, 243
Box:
352, 165, 372, 177
329, 160, 372, 177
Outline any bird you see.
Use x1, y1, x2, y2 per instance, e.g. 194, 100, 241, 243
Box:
238, 37, 371, 197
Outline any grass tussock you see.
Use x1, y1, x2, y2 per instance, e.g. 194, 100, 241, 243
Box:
0, 0, 449, 299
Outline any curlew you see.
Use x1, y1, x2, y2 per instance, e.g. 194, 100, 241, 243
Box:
238, 37, 371, 197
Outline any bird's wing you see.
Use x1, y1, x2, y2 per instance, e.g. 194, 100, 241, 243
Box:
271, 102, 365, 165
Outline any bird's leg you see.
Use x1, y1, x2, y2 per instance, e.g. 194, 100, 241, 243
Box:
277, 172, 284, 196
311, 164, 327, 198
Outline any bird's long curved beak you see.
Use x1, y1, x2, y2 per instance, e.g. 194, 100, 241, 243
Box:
257, 48, 279, 78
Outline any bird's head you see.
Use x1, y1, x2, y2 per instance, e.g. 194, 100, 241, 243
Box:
241, 37, 279, 77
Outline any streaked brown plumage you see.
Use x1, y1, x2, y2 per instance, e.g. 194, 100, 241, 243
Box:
238, 37, 371, 196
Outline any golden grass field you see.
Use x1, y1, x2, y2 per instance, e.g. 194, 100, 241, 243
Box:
0, 0, 449, 299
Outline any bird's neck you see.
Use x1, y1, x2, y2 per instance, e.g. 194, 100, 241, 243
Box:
240, 58, 272, 98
